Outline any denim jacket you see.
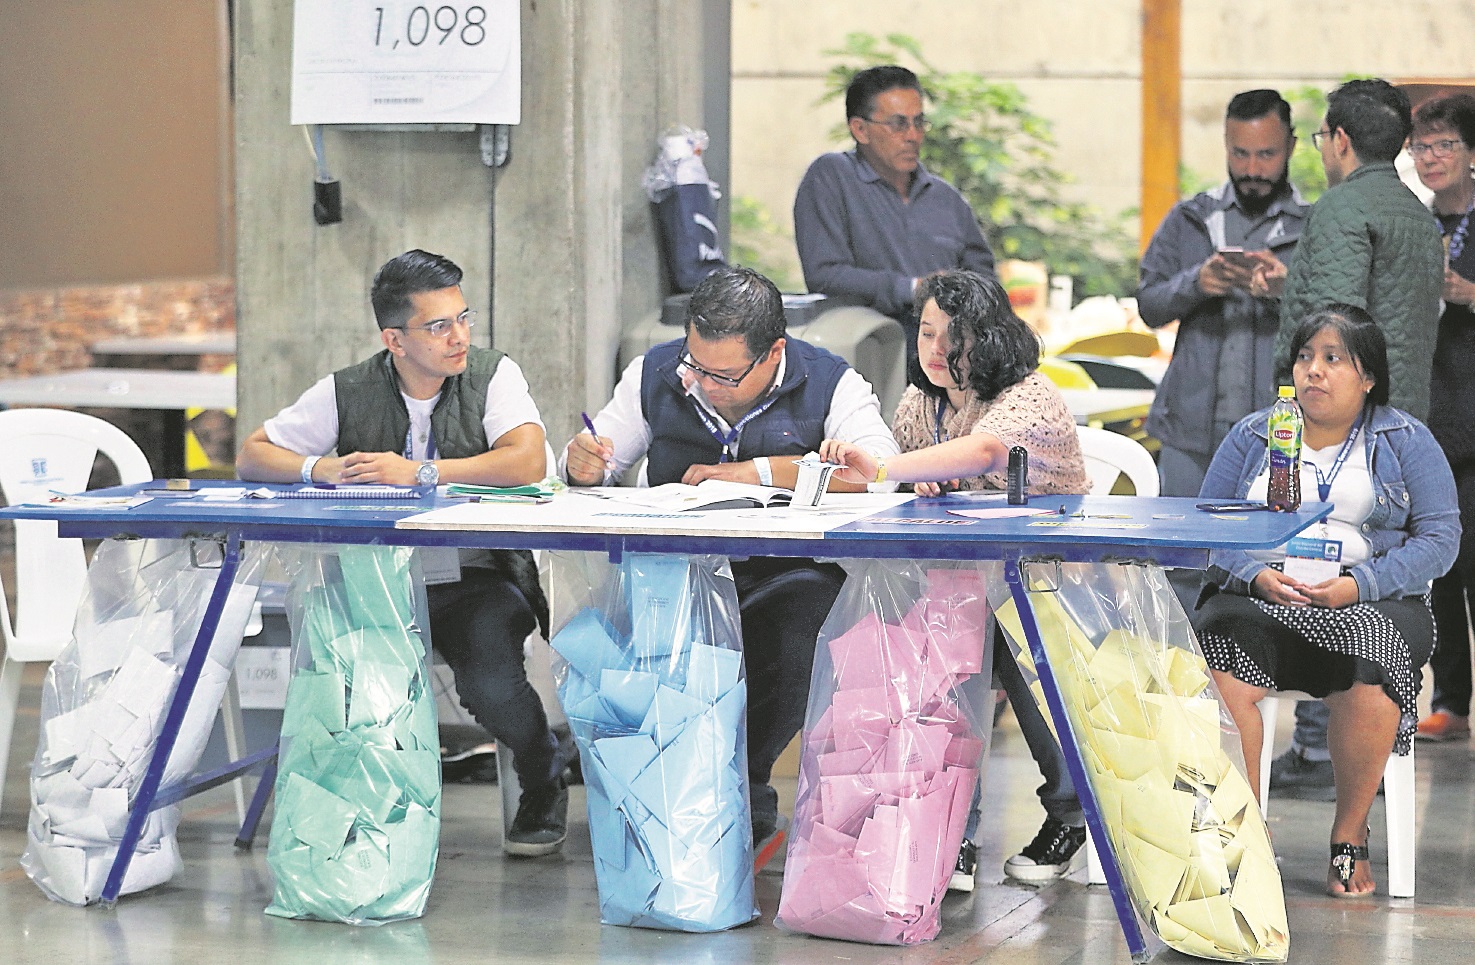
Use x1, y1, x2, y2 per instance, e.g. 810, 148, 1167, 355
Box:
1201, 404, 1460, 601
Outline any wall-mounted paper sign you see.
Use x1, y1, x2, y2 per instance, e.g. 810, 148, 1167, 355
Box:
291, 0, 520, 125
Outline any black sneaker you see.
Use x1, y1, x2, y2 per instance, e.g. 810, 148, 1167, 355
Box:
505, 778, 568, 857
1268, 747, 1337, 801
1004, 817, 1086, 883
948, 839, 978, 893
441, 743, 499, 784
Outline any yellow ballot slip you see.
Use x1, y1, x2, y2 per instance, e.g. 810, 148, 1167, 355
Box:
994, 587, 1289, 963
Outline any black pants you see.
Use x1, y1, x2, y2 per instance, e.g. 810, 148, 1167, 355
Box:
1430, 465, 1475, 716
732, 557, 845, 817
426, 568, 554, 791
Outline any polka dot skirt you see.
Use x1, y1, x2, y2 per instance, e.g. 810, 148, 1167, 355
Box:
1199, 595, 1431, 754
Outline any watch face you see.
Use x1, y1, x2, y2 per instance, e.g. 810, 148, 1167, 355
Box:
417, 462, 438, 486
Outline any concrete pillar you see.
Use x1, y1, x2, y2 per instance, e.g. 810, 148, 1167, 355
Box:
235, 0, 710, 448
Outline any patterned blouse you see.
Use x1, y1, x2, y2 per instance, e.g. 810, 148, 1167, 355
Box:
891, 371, 1091, 495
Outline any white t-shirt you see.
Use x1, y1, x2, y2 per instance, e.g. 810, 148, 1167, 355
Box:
264, 354, 544, 460
263, 354, 545, 580
1247, 427, 1374, 567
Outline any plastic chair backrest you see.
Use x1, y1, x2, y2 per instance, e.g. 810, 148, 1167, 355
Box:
0, 409, 152, 661
1057, 330, 1161, 358
1038, 357, 1096, 390
1076, 425, 1159, 497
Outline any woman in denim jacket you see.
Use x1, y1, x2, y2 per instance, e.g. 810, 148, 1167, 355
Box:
1194, 305, 1459, 899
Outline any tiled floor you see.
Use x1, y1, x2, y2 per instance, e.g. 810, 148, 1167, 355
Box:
3, 660, 1475, 964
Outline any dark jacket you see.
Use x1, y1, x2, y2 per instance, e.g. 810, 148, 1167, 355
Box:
638, 338, 849, 486
1276, 162, 1444, 419
1137, 182, 1308, 458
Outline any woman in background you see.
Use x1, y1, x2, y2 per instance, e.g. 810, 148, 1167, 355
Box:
1409, 93, 1475, 743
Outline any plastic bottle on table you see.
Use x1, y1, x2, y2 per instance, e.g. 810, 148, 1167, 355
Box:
1267, 385, 1302, 512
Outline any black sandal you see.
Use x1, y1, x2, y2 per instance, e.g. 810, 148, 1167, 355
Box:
1329, 832, 1371, 898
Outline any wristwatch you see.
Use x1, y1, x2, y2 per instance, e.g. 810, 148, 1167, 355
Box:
416, 461, 440, 487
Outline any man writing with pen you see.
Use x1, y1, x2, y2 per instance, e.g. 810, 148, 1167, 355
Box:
237, 249, 571, 856
561, 265, 899, 852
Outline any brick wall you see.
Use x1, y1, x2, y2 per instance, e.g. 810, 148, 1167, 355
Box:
0, 277, 235, 376
0, 278, 238, 477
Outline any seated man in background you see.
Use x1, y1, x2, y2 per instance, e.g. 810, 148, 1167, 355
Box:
237, 248, 568, 856
563, 265, 900, 850
794, 64, 995, 363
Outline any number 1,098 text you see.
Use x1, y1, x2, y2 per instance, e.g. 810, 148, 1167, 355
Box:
374, 5, 487, 48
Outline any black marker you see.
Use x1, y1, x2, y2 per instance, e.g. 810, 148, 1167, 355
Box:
1007, 447, 1028, 504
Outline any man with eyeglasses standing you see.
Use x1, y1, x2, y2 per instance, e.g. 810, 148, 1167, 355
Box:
1138, 89, 1310, 501
562, 265, 899, 855
1262, 80, 1444, 803
793, 65, 995, 360
238, 248, 570, 856
1276, 78, 1443, 417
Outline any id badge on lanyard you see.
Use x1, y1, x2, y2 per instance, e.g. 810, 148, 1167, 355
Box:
1282, 535, 1342, 584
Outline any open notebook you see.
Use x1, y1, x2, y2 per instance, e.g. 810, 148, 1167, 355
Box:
577, 480, 793, 512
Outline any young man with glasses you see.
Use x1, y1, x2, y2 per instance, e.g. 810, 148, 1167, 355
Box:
562, 265, 899, 854
793, 65, 995, 355
238, 248, 570, 856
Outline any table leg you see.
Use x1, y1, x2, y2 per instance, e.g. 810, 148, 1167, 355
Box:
101, 534, 243, 905
1003, 559, 1153, 964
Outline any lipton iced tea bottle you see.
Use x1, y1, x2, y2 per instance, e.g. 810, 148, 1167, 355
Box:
1267, 385, 1302, 512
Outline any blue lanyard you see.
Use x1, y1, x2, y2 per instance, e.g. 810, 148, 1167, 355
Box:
689, 393, 780, 462
1309, 409, 1363, 502
932, 396, 949, 446
404, 424, 437, 462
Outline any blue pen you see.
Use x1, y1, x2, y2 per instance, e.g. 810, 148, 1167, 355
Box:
581, 412, 599, 438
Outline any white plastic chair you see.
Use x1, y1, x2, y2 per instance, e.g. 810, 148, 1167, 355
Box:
0, 409, 154, 815
1257, 691, 1415, 897
1077, 425, 1159, 497
1075, 426, 1159, 883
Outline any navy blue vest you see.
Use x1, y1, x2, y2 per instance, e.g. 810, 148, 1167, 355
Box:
639, 337, 850, 486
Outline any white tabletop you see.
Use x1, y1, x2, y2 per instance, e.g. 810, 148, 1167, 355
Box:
90, 335, 236, 356
0, 368, 236, 410
1058, 387, 1155, 425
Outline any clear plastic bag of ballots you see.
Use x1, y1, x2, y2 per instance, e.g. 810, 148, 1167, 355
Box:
23, 538, 268, 905
775, 560, 992, 945
547, 551, 756, 932
986, 562, 1289, 963
265, 545, 440, 926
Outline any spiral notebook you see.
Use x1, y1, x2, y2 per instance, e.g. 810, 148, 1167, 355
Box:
253, 485, 423, 500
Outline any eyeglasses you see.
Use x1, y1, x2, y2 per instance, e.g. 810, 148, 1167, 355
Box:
1311, 128, 1332, 149
400, 309, 476, 339
677, 337, 770, 387
864, 113, 931, 135
1409, 138, 1464, 159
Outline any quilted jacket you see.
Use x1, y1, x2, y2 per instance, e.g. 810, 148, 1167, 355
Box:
1276, 162, 1443, 419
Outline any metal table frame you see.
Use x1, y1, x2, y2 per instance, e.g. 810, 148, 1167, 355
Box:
1, 485, 1328, 958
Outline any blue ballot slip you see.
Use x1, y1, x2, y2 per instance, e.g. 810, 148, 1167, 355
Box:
550, 553, 758, 932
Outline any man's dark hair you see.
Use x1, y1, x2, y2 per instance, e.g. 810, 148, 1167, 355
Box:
1325, 79, 1412, 164
909, 270, 1041, 404
685, 265, 787, 358
1226, 89, 1292, 130
370, 249, 464, 329
845, 65, 923, 121
1412, 93, 1475, 149
1282, 303, 1390, 408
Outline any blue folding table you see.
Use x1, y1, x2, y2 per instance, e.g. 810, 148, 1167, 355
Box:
0, 484, 1327, 959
